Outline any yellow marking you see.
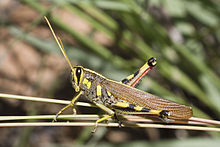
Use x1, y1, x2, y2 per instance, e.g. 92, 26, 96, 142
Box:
82, 78, 91, 89
127, 74, 134, 80
97, 85, 102, 96
107, 90, 112, 96
134, 106, 143, 111
73, 71, 78, 84
114, 109, 160, 115
149, 109, 162, 115
82, 78, 89, 84
114, 102, 129, 108
151, 60, 157, 66
140, 62, 150, 72
87, 81, 91, 89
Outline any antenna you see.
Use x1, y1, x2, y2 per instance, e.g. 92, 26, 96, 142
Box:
44, 16, 74, 71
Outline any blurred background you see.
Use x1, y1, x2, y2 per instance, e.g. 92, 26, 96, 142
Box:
0, 0, 220, 146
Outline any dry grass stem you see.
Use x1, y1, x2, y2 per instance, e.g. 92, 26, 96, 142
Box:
0, 122, 219, 132
1, 93, 220, 131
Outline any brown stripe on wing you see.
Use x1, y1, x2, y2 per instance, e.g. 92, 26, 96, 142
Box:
102, 79, 192, 119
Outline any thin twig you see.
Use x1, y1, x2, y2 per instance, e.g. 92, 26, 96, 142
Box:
0, 115, 99, 121
0, 122, 219, 132
0, 114, 219, 127
1, 93, 220, 130
189, 117, 220, 125
0, 93, 95, 107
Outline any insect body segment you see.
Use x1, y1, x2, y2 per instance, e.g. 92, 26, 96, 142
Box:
121, 57, 157, 87
44, 17, 193, 132
96, 85, 102, 97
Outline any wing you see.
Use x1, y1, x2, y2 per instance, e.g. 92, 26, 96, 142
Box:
102, 79, 192, 119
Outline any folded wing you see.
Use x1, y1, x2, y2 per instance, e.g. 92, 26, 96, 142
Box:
102, 80, 192, 119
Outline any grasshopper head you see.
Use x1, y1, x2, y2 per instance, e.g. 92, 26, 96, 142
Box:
71, 66, 84, 92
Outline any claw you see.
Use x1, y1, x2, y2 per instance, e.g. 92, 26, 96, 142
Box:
52, 112, 60, 122
118, 121, 122, 128
72, 106, 77, 115
114, 114, 122, 128
52, 118, 56, 123
91, 122, 98, 133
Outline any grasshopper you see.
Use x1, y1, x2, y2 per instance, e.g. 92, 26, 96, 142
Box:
44, 17, 192, 132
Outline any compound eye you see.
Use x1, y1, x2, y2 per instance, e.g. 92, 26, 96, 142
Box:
75, 67, 82, 84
